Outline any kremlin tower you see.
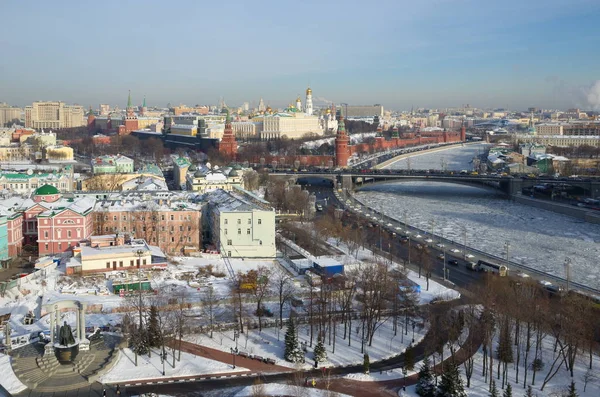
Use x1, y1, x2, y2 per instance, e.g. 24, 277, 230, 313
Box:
219, 109, 238, 159
335, 115, 350, 167
120, 90, 139, 135
305, 87, 313, 116
141, 96, 147, 116
86, 106, 96, 132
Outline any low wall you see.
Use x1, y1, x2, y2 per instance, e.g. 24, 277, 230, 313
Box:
512, 195, 600, 224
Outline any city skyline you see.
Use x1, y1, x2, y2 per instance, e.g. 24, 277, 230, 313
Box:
1, 0, 599, 110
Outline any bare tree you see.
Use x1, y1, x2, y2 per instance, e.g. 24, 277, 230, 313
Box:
272, 265, 294, 329
200, 285, 220, 338
251, 266, 272, 332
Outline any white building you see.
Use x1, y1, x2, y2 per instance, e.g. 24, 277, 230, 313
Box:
186, 166, 243, 193
91, 154, 135, 174
204, 189, 276, 258
258, 111, 323, 140
69, 236, 167, 274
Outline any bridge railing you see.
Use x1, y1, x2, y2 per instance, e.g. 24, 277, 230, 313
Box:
343, 192, 600, 295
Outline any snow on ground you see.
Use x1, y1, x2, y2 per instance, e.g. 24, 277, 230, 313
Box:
99, 347, 248, 383
326, 238, 460, 304
0, 354, 27, 394
187, 313, 429, 370
400, 332, 600, 397
354, 144, 600, 290
234, 383, 352, 397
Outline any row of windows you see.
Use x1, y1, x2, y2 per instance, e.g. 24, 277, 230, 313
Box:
226, 239, 262, 246
101, 225, 192, 233
43, 229, 81, 238
224, 218, 262, 225
105, 258, 147, 268
97, 214, 193, 222
224, 228, 251, 235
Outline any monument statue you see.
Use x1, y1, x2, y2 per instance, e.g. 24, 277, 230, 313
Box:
59, 321, 76, 346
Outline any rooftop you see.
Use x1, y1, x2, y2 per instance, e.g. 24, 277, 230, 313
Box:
206, 189, 272, 213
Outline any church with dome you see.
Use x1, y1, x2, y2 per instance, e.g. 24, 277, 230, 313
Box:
253, 87, 324, 140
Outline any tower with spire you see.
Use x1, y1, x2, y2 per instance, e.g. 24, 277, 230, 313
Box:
141, 96, 147, 116
335, 115, 350, 167
258, 98, 266, 113
296, 96, 302, 112
87, 106, 96, 132
219, 109, 238, 159
121, 90, 139, 135
305, 87, 313, 116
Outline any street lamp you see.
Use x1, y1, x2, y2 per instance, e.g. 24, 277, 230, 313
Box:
462, 226, 467, 261
564, 257, 572, 292
230, 347, 236, 369
402, 366, 407, 391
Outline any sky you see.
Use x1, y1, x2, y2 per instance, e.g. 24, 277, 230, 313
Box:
1, 0, 600, 111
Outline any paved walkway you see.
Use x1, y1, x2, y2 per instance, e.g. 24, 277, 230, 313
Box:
169, 339, 293, 373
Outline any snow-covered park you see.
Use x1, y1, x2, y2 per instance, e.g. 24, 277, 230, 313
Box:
355, 144, 600, 290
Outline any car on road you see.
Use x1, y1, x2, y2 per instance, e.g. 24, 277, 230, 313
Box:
414, 234, 422, 239
315, 203, 323, 211
465, 254, 475, 258
395, 227, 403, 232
437, 254, 445, 259
448, 259, 459, 266
400, 237, 409, 244
450, 249, 461, 253
436, 243, 445, 248
387, 223, 393, 227
424, 238, 433, 243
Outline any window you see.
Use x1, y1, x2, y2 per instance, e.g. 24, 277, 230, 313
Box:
237, 219, 241, 224
45, 243, 48, 251
247, 229, 251, 235
224, 229, 228, 235
106, 262, 110, 269
67, 230, 71, 238
161, 226, 165, 231
123, 226, 127, 231
188, 237, 192, 242
179, 226, 183, 231
44, 231, 48, 238
259, 240, 263, 245
143, 259, 147, 265
228, 251, 232, 257
58, 242, 62, 249
238, 228, 241, 235
171, 237, 175, 242
224, 219, 228, 225
130, 260, 134, 266
113, 216, 117, 221
170, 215, 174, 221
161, 215, 165, 221
119, 261, 123, 267
227, 239, 232, 245
248, 219, 251, 225
258, 219, 262, 225
188, 226, 192, 231
123, 215, 127, 221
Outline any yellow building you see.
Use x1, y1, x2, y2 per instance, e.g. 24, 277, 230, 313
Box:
258, 111, 323, 140
186, 168, 243, 193
24, 101, 85, 129
170, 124, 198, 136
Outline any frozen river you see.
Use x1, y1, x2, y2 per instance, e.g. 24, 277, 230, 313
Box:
355, 144, 600, 290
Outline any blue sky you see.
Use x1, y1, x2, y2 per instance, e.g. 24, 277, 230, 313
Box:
1, 0, 599, 111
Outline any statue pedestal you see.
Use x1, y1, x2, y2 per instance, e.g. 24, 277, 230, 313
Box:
44, 342, 54, 357
54, 342, 80, 364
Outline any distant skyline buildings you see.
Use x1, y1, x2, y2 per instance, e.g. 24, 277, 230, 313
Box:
0, 1, 599, 111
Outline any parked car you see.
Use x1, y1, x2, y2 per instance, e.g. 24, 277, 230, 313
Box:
448, 259, 459, 266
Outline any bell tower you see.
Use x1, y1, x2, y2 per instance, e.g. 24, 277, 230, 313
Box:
219, 109, 238, 159
305, 87, 313, 116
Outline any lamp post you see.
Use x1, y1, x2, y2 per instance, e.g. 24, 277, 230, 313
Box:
230, 347, 236, 369
402, 366, 407, 391
564, 257, 572, 292
135, 248, 145, 366
412, 320, 415, 344
462, 226, 467, 261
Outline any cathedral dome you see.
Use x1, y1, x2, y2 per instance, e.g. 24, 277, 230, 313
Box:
306, 87, 312, 95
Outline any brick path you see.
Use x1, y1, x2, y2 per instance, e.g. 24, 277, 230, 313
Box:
170, 340, 293, 373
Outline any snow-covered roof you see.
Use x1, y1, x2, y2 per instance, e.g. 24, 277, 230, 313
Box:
207, 189, 272, 213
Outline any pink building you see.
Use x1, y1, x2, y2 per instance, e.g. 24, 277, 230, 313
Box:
22, 185, 95, 255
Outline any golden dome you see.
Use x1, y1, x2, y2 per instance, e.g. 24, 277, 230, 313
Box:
296, 96, 301, 102
306, 87, 312, 95
266, 106, 272, 112
326, 108, 331, 114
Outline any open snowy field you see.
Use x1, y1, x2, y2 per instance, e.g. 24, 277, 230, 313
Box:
99, 347, 248, 383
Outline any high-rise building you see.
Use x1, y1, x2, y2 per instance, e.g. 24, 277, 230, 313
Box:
0, 103, 22, 127
24, 101, 85, 129
258, 98, 266, 113
99, 104, 110, 115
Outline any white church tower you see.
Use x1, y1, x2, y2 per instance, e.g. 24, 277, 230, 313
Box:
296, 96, 302, 112
305, 87, 313, 116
